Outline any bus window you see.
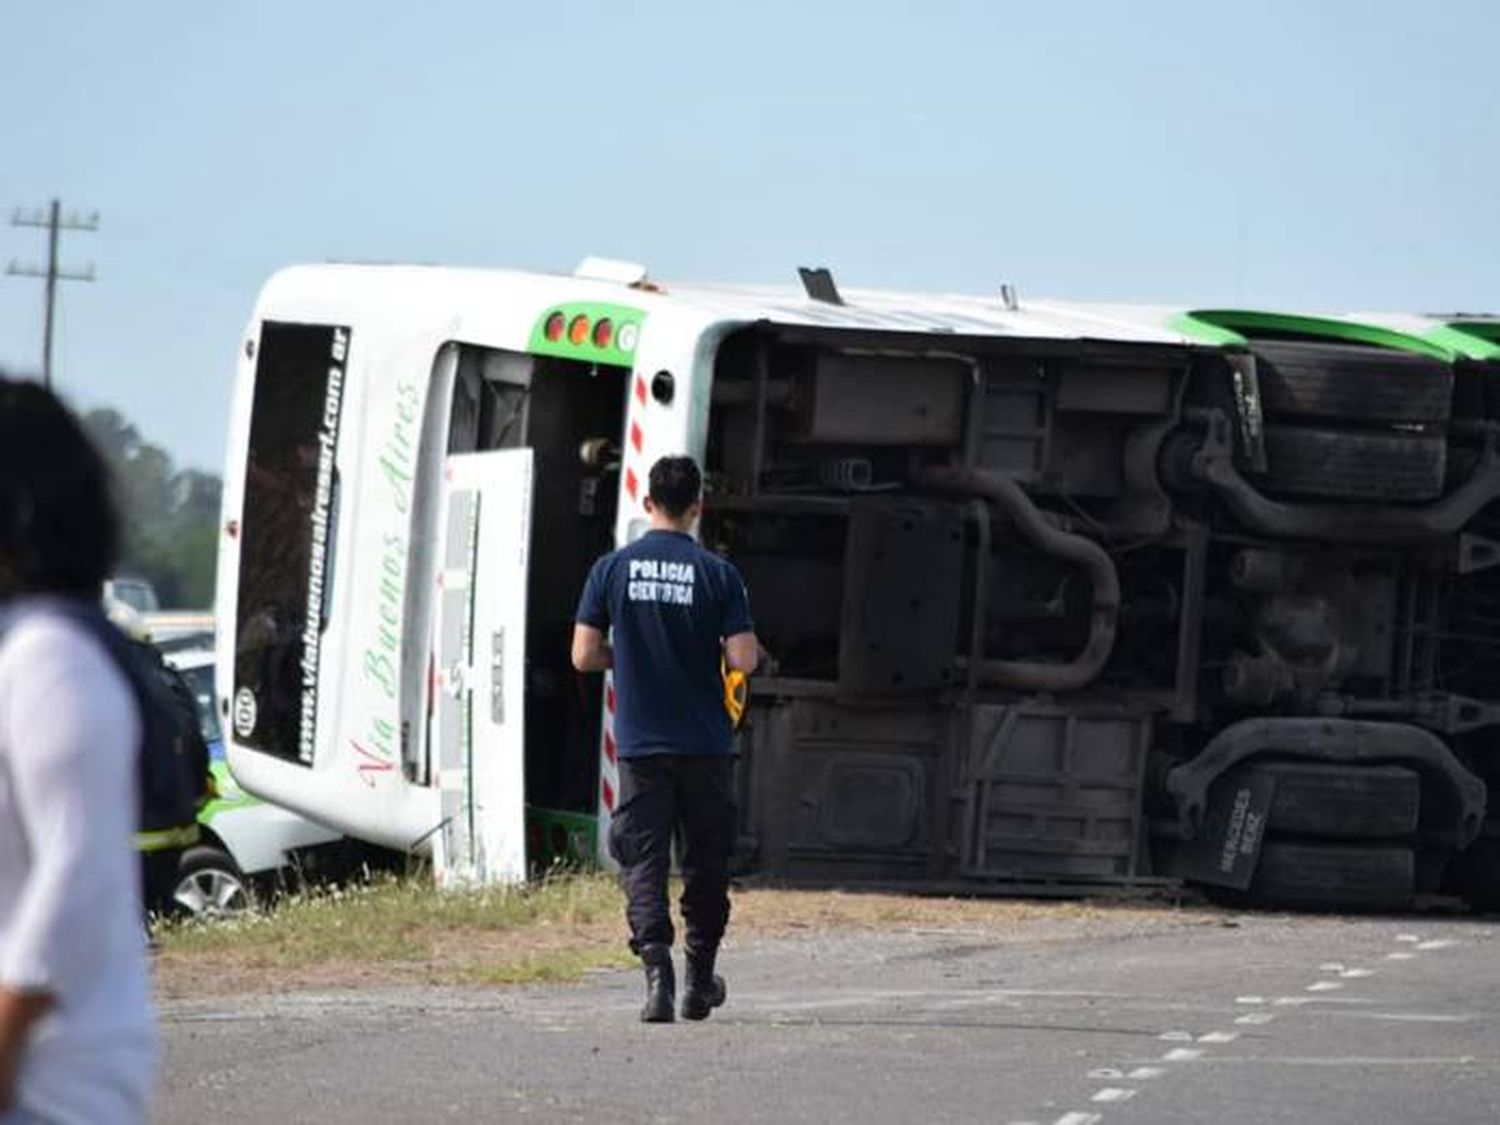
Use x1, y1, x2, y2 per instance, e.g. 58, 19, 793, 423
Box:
233, 321, 349, 765
448, 346, 531, 455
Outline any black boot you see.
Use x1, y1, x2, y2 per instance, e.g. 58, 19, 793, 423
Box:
680, 946, 727, 1021
639, 943, 676, 1023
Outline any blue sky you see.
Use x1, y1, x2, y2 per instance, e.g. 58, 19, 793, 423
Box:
2, 0, 1495, 472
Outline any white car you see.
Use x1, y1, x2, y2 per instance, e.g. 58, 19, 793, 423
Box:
103, 575, 160, 615
166, 648, 349, 917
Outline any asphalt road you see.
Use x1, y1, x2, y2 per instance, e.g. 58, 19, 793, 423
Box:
156, 910, 1500, 1124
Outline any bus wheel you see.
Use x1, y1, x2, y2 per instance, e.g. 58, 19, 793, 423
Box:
172, 846, 254, 920
1252, 340, 1454, 425
1450, 835, 1500, 913
1258, 426, 1446, 503
1236, 841, 1416, 913
1233, 761, 1421, 840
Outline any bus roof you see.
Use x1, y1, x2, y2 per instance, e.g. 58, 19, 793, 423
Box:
257, 262, 1208, 350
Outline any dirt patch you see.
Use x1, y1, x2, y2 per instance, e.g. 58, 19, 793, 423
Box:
733, 886, 1216, 938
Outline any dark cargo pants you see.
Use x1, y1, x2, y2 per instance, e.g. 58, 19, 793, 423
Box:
608, 753, 736, 957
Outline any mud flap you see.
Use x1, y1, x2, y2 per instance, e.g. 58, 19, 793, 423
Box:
1173, 770, 1276, 890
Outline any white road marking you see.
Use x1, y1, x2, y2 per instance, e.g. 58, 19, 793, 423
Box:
1163, 1047, 1205, 1062
759, 986, 1130, 1013
1200, 1055, 1478, 1067
1030, 925, 1459, 1125
1279, 996, 1373, 1007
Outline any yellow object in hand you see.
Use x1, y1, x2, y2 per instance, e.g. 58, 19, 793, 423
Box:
722, 658, 748, 729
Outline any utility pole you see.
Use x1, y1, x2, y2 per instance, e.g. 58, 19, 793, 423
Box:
7, 198, 98, 389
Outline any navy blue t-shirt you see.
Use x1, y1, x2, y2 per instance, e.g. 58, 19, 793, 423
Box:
575, 530, 754, 757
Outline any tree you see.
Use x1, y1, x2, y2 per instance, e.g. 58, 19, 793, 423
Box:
82, 408, 222, 608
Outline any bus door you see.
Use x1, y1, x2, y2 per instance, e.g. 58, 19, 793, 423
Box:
431, 448, 534, 885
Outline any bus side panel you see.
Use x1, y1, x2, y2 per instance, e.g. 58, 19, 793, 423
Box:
593, 307, 727, 861
223, 317, 442, 850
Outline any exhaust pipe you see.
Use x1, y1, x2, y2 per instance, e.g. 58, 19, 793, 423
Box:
923, 465, 1120, 692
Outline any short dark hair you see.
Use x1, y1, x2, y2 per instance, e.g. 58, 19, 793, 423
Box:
0, 376, 120, 598
647, 455, 702, 519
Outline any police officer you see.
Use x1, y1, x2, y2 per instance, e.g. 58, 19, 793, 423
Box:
572, 455, 758, 1022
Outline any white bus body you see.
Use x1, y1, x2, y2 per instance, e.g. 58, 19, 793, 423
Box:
214, 261, 1188, 883
216, 261, 1500, 910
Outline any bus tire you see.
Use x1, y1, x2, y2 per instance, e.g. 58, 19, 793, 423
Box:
1451, 836, 1500, 913
1231, 760, 1421, 840
1243, 841, 1415, 912
1259, 426, 1446, 502
1253, 340, 1454, 425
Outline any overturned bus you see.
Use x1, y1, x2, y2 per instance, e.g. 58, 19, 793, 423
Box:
214, 259, 1500, 910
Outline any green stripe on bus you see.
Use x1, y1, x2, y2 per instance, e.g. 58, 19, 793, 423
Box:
1168, 313, 1247, 347
1177, 310, 1457, 362
1432, 322, 1500, 360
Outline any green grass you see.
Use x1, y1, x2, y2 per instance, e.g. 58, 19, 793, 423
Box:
155, 870, 633, 984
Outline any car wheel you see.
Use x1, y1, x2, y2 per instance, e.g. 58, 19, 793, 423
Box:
173, 845, 254, 919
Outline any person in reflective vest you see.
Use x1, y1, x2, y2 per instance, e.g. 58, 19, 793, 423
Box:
104, 602, 211, 918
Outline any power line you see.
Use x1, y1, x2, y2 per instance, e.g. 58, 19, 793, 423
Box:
7, 198, 98, 389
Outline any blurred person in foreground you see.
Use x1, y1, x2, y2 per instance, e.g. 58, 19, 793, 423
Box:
0, 375, 156, 1123
572, 455, 758, 1023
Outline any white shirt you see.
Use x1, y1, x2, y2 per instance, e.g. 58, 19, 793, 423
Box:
0, 605, 156, 1124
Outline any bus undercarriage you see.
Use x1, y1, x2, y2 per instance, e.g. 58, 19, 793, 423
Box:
699, 323, 1498, 911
